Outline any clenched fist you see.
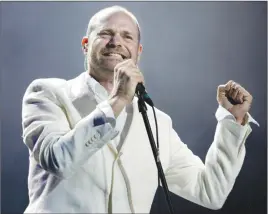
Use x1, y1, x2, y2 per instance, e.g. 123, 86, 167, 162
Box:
108, 59, 144, 117
217, 80, 253, 125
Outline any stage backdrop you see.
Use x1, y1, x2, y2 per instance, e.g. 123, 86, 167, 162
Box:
1, 2, 267, 214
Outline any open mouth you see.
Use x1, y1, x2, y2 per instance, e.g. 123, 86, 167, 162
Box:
102, 52, 127, 59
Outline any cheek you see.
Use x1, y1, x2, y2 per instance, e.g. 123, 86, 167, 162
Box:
129, 48, 139, 60
91, 39, 110, 55
88, 41, 100, 56
96, 38, 110, 47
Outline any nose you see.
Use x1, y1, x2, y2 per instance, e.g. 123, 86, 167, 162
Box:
107, 33, 122, 48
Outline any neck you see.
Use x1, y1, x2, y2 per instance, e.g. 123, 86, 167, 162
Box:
88, 66, 114, 94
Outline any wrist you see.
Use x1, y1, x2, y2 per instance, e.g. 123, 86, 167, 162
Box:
227, 108, 248, 126
236, 114, 248, 126
108, 96, 128, 118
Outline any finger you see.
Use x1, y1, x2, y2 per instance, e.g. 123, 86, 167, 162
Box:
231, 84, 240, 99
123, 59, 136, 68
227, 88, 236, 101
236, 90, 244, 103
232, 89, 239, 101
122, 65, 142, 78
227, 81, 238, 95
217, 85, 227, 102
236, 85, 251, 100
114, 59, 133, 71
137, 73, 145, 84
225, 80, 235, 91
116, 68, 128, 81
237, 85, 253, 106
217, 85, 227, 95
228, 85, 235, 97
233, 90, 244, 104
243, 93, 253, 104
133, 75, 144, 84
131, 69, 145, 83
217, 81, 233, 101
117, 67, 142, 83
115, 60, 138, 73
124, 66, 144, 83
238, 86, 249, 97
115, 66, 133, 79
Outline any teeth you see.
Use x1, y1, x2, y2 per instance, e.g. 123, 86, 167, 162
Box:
108, 53, 121, 57
105, 53, 123, 58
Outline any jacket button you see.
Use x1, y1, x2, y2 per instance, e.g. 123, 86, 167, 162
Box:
85, 141, 91, 147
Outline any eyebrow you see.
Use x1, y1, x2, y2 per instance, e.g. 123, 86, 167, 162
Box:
122, 30, 132, 35
100, 28, 135, 37
99, 28, 113, 33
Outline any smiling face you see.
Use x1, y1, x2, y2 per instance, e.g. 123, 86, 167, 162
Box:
85, 10, 142, 74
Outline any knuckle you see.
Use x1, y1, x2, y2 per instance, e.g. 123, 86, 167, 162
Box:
118, 68, 124, 74
228, 80, 234, 85
115, 64, 122, 72
217, 85, 224, 90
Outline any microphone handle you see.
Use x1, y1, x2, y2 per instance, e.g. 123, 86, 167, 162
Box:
136, 83, 146, 95
135, 83, 154, 106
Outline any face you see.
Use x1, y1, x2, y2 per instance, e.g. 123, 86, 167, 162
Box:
84, 12, 142, 73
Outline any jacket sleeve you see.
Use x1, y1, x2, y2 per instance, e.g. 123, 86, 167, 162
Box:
164, 109, 254, 210
22, 79, 118, 179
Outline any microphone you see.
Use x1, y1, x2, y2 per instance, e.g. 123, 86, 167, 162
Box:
135, 83, 154, 106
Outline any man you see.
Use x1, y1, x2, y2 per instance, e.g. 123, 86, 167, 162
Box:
22, 5, 258, 213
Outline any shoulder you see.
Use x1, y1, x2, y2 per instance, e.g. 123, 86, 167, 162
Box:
25, 77, 67, 94
22, 77, 68, 107
23, 72, 87, 104
24, 72, 84, 96
133, 97, 172, 123
152, 106, 172, 124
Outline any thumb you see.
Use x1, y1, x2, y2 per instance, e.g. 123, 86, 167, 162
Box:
217, 81, 233, 109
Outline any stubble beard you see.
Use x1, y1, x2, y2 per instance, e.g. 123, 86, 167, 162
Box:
88, 55, 116, 82
90, 52, 124, 73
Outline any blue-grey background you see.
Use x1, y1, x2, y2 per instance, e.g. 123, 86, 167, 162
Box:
1, 2, 267, 214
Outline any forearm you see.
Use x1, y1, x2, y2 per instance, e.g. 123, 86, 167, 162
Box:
108, 95, 128, 118
165, 118, 252, 210
22, 81, 118, 179
200, 119, 251, 208
37, 107, 117, 178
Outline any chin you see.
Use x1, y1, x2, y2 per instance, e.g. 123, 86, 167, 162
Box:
104, 67, 115, 73
100, 60, 122, 71
97, 64, 115, 73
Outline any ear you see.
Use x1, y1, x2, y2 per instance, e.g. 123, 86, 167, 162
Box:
81, 36, 89, 55
137, 44, 143, 62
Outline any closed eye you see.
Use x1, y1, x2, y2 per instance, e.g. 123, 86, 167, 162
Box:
99, 31, 111, 36
125, 35, 133, 40
122, 33, 133, 40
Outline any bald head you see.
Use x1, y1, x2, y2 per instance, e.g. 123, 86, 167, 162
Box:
86, 6, 141, 43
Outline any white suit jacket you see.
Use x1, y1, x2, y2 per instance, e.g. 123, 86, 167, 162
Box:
22, 72, 255, 213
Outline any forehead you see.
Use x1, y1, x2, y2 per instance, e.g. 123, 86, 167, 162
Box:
96, 12, 138, 35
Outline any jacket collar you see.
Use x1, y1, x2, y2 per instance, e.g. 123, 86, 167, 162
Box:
67, 72, 92, 101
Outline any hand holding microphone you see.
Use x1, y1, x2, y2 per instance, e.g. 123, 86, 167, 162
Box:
108, 59, 146, 117
112, 59, 145, 104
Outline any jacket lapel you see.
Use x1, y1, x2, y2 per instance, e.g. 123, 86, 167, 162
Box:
67, 72, 98, 119
116, 97, 145, 153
